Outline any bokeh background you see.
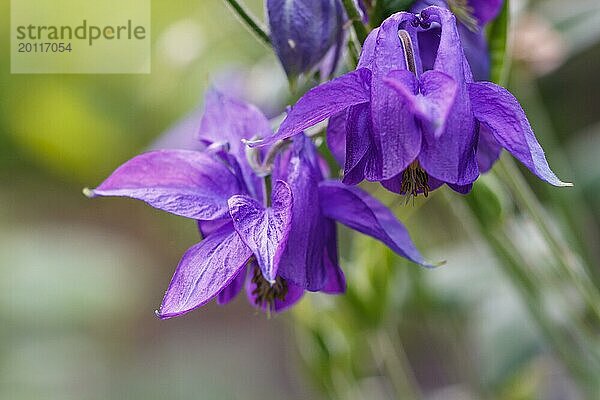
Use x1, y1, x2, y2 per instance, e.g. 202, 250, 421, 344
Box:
1, 0, 599, 398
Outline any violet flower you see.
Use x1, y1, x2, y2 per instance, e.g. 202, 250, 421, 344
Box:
254, 6, 570, 199
411, 0, 503, 81
86, 91, 431, 317
268, 0, 345, 81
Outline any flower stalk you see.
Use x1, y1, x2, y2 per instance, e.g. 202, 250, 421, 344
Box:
495, 157, 600, 322
449, 190, 600, 393
223, 0, 271, 46
340, 0, 369, 44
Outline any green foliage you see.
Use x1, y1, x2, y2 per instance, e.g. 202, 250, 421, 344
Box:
488, 0, 510, 85
370, 0, 418, 28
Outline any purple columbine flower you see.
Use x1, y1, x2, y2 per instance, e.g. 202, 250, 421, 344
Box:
253, 6, 570, 199
268, 0, 345, 82
85, 91, 431, 317
411, 0, 503, 81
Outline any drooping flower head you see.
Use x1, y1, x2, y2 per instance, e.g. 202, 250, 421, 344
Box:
254, 6, 570, 199
268, 0, 345, 82
85, 91, 432, 317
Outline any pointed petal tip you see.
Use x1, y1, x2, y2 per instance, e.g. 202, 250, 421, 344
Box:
154, 308, 170, 320
418, 257, 446, 269
82, 187, 96, 198
430, 259, 447, 269
155, 306, 183, 320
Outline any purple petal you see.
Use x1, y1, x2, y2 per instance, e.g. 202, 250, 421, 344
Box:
357, 27, 379, 69
327, 111, 348, 166
417, 6, 479, 185
157, 224, 252, 319
217, 266, 247, 305
468, 82, 571, 187
477, 123, 502, 173
412, 0, 502, 27
370, 14, 423, 179
415, 29, 439, 75
470, 0, 503, 25
448, 182, 473, 194
198, 90, 269, 199
322, 220, 346, 294
412, 2, 495, 81
198, 218, 230, 238
458, 24, 490, 81
228, 181, 294, 282
88, 150, 243, 220
385, 69, 458, 137
319, 180, 433, 267
274, 136, 329, 290
371, 13, 422, 79
199, 89, 272, 147
254, 69, 372, 147
343, 103, 374, 184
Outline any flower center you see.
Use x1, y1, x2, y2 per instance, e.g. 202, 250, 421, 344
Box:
251, 265, 288, 311
401, 160, 430, 201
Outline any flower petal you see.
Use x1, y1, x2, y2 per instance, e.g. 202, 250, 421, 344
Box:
357, 27, 379, 69
384, 69, 458, 137
198, 90, 269, 199
254, 68, 372, 147
274, 136, 329, 291
457, 24, 490, 81
318, 180, 432, 267
197, 218, 230, 238
477, 123, 502, 173
470, 0, 503, 25
87, 150, 243, 220
199, 89, 272, 150
327, 111, 347, 166
468, 82, 572, 186
343, 103, 373, 183
417, 6, 479, 185
228, 181, 294, 282
217, 266, 247, 305
157, 224, 252, 319
322, 220, 346, 294
370, 13, 423, 179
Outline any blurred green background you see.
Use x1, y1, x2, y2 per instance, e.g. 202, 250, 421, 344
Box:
1, 0, 599, 399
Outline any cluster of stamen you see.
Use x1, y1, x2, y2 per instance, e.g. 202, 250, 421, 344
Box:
251, 265, 288, 311
401, 161, 430, 202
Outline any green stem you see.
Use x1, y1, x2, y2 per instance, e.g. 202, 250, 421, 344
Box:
446, 192, 597, 390
347, 38, 360, 69
223, 0, 271, 46
486, 232, 595, 386
368, 329, 422, 399
340, 0, 369, 45
264, 174, 272, 207
496, 157, 600, 322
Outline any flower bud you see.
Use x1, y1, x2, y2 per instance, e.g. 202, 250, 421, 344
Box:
267, 0, 344, 81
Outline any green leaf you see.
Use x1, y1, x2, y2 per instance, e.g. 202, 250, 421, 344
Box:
488, 0, 510, 85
